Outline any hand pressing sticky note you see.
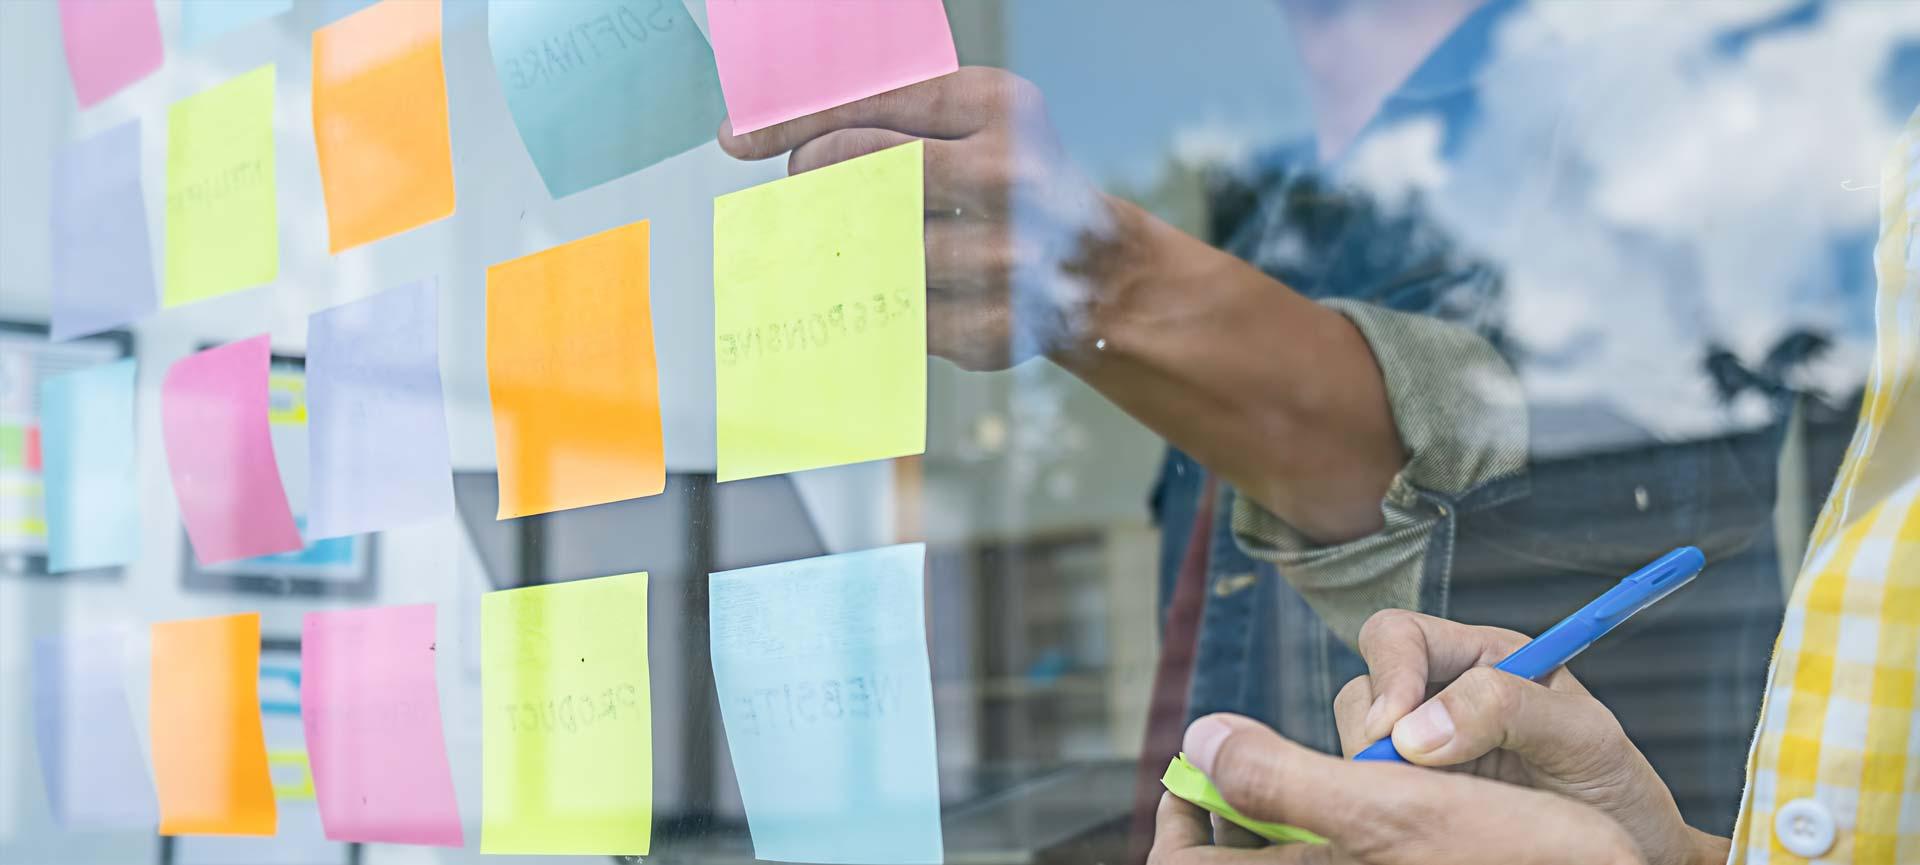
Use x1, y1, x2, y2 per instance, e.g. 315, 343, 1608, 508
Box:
312, 0, 455, 252
41, 359, 139, 573
167, 65, 278, 307
1162, 754, 1327, 846
481, 572, 652, 855
58, 0, 163, 107
152, 613, 277, 836
303, 605, 463, 846
52, 120, 158, 342
706, 0, 956, 135
714, 140, 926, 482
486, 221, 664, 518
710, 545, 942, 864
161, 335, 303, 565
489, 0, 727, 198
305, 280, 454, 540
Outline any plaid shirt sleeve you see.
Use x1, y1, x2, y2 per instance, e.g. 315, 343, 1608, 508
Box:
1726, 108, 1920, 865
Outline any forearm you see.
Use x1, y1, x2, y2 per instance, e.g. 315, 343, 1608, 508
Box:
1052, 196, 1404, 544
1685, 829, 1730, 865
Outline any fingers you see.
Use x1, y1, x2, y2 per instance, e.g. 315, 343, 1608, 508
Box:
1391, 666, 1627, 774
1211, 814, 1265, 849
1332, 676, 1377, 758
719, 66, 1018, 159
1184, 714, 1403, 844
1149, 793, 1336, 865
1352, 609, 1529, 741
1182, 714, 1644, 865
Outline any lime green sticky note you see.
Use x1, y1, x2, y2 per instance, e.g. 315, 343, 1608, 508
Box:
166, 64, 277, 307
481, 572, 652, 855
1162, 753, 1327, 846
713, 140, 927, 482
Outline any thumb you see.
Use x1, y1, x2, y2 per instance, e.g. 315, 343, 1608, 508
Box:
1391, 666, 1626, 774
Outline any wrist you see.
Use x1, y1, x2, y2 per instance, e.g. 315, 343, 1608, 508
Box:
1048, 195, 1205, 373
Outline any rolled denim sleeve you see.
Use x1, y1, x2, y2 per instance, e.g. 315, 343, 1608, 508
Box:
1232, 298, 1528, 645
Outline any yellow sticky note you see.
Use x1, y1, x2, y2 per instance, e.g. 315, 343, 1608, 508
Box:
713, 140, 927, 482
166, 64, 277, 306
312, 0, 455, 253
486, 220, 665, 518
481, 572, 652, 855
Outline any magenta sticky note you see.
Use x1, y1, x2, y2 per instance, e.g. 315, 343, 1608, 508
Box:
58, 0, 164, 108
160, 335, 302, 565
302, 605, 463, 847
706, 0, 957, 134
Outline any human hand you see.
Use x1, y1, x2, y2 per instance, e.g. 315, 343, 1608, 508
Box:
1334, 609, 1727, 865
1148, 713, 1645, 865
718, 67, 1142, 371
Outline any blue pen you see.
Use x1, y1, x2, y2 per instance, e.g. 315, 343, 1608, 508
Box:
1352, 546, 1707, 763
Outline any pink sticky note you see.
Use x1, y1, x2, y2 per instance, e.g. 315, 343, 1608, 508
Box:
302, 605, 463, 847
707, 0, 957, 134
58, 0, 164, 108
160, 335, 302, 565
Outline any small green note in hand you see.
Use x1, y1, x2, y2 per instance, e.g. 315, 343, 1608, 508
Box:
1162, 753, 1328, 846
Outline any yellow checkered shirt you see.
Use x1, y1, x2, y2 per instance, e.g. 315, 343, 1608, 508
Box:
1727, 109, 1920, 864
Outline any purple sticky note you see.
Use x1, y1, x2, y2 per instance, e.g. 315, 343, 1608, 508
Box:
52, 119, 158, 341
160, 335, 302, 565
305, 280, 454, 540
302, 604, 463, 847
58, 0, 164, 108
31, 632, 158, 829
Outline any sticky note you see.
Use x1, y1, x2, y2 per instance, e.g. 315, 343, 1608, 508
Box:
40, 359, 139, 573
486, 221, 664, 518
706, 0, 956, 134
58, 0, 163, 107
305, 280, 454, 540
166, 64, 278, 307
312, 0, 455, 252
161, 335, 303, 565
180, 0, 292, 49
489, 0, 727, 198
1162, 754, 1326, 845
710, 544, 942, 864
151, 613, 277, 836
51, 120, 157, 341
302, 605, 463, 846
713, 140, 926, 481
481, 572, 652, 855
31, 632, 156, 829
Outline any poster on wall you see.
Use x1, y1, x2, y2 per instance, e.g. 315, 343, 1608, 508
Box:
180, 352, 377, 597
0, 321, 132, 578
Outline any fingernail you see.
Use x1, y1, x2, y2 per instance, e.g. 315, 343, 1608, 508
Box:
1394, 701, 1454, 755
1184, 716, 1234, 775
1363, 696, 1387, 737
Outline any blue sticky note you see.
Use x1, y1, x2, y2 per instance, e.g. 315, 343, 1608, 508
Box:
710, 544, 944, 865
305, 280, 455, 540
41, 359, 139, 573
488, 0, 727, 198
32, 632, 157, 829
51, 120, 156, 342
179, 0, 292, 49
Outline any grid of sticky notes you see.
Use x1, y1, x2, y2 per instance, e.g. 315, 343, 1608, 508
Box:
38, 0, 966, 860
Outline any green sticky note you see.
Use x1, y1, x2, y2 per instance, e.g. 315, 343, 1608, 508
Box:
1162, 754, 1327, 846
166, 64, 277, 307
713, 140, 927, 482
481, 572, 652, 855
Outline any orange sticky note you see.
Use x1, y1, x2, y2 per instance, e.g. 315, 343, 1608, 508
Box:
486, 220, 664, 518
311, 0, 454, 253
151, 613, 276, 836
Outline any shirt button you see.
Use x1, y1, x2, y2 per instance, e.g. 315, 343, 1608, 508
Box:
1774, 797, 1836, 858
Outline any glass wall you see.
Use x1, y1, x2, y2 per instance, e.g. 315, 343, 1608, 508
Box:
2, 1, 1916, 863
